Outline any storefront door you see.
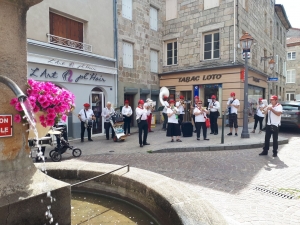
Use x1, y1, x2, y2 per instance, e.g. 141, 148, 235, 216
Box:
90, 91, 104, 134
181, 91, 192, 122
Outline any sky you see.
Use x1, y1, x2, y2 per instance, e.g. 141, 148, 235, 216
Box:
275, 0, 300, 28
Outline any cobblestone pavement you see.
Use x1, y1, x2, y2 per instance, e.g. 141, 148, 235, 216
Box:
43, 126, 300, 224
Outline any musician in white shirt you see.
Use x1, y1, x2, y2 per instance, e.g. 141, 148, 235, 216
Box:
162, 96, 169, 131
259, 95, 282, 157
227, 92, 240, 136
101, 102, 115, 140
208, 95, 220, 135
166, 99, 182, 142
176, 95, 185, 126
78, 103, 95, 142
190, 96, 199, 132
193, 100, 210, 141
122, 100, 132, 136
135, 100, 150, 147
251, 98, 265, 134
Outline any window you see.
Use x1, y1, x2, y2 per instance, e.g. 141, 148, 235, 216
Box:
286, 70, 296, 83
204, 0, 219, 10
264, 12, 267, 33
276, 22, 279, 40
122, 0, 132, 20
49, 12, 83, 42
204, 32, 220, 60
285, 93, 295, 101
150, 50, 158, 73
123, 42, 133, 68
166, 0, 177, 21
287, 52, 296, 60
280, 27, 282, 43
270, 20, 273, 39
165, 40, 177, 65
150, 7, 158, 31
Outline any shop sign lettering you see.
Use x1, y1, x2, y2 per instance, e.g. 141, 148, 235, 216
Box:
48, 59, 96, 71
178, 74, 222, 82
0, 115, 12, 138
29, 68, 106, 83
253, 77, 260, 82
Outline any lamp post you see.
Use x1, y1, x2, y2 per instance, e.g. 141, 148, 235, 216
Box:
240, 32, 254, 138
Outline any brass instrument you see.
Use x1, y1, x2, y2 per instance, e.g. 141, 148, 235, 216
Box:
171, 106, 180, 114
146, 98, 156, 111
159, 87, 170, 108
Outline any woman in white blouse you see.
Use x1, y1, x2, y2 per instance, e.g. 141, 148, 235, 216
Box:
166, 99, 182, 142
193, 100, 209, 141
122, 100, 132, 136
251, 98, 265, 134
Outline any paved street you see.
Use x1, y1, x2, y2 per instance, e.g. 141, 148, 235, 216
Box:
42, 126, 300, 225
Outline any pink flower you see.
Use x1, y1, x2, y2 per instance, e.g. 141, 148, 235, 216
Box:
47, 113, 56, 120
10, 98, 18, 106
15, 102, 23, 112
46, 119, 55, 127
47, 108, 55, 114
41, 122, 47, 128
41, 101, 50, 109
33, 105, 40, 113
28, 96, 36, 104
14, 114, 22, 123
39, 115, 46, 123
61, 114, 67, 122
38, 95, 47, 104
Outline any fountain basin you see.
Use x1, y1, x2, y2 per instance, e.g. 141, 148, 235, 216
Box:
35, 162, 228, 225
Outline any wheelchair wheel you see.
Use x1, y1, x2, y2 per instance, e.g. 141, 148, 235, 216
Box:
51, 152, 62, 162
72, 148, 82, 157
49, 150, 56, 158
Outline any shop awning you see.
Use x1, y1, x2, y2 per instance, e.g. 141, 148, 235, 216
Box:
151, 89, 160, 95
140, 88, 150, 94
124, 87, 138, 94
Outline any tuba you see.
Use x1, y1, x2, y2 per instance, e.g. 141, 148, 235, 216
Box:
159, 87, 169, 107
146, 98, 156, 110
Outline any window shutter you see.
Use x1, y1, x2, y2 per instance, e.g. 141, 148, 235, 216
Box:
150, 50, 158, 73
204, 0, 219, 10
123, 42, 133, 68
150, 7, 158, 31
166, 0, 177, 21
122, 0, 132, 20
283, 61, 286, 77
275, 55, 278, 73
292, 70, 296, 83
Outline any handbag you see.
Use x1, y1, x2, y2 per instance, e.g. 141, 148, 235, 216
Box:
205, 118, 210, 128
84, 110, 93, 128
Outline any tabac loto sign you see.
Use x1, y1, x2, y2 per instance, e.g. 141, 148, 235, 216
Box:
0, 115, 13, 137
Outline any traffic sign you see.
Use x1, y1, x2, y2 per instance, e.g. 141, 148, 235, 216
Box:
267, 77, 278, 82
0, 115, 12, 137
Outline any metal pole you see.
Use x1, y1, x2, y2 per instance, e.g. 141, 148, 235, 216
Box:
221, 111, 225, 144
241, 53, 250, 138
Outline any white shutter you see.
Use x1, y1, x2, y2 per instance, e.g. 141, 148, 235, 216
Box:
283, 61, 286, 77
123, 42, 133, 68
150, 50, 158, 73
292, 70, 296, 83
204, 0, 219, 10
166, 0, 177, 21
122, 0, 132, 20
150, 7, 158, 31
275, 55, 278, 73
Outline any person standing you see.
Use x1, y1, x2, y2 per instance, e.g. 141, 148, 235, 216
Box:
101, 102, 115, 140
227, 92, 240, 136
251, 98, 266, 134
190, 96, 199, 132
145, 102, 154, 132
208, 95, 220, 135
78, 103, 95, 142
122, 100, 132, 136
193, 100, 209, 141
259, 95, 282, 157
176, 95, 185, 127
162, 96, 169, 131
166, 99, 182, 142
136, 100, 150, 147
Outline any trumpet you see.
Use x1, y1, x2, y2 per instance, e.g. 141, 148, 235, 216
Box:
262, 105, 271, 114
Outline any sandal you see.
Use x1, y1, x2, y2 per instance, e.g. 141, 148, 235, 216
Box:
171, 139, 174, 142
176, 139, 182, 142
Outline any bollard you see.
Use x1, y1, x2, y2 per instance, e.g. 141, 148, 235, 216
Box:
221, 111, 225, 144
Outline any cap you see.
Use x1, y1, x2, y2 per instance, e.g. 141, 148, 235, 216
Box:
230, 92, 235, 97
124, 100, 129, 104
180, 95, 184, 99
270, 95, 278, 100
258, 98, 263, 101
138, 100, 144, 104
163, 96, 168, 100
211, 95, 216, 99
83, 103, 90, 107
169, 99, 175, 104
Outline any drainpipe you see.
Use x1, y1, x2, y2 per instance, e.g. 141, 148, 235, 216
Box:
113, 0, 119, 107
233, 0, 236, 63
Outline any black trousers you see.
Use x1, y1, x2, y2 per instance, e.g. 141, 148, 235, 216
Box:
123, 116, 131, 134
192, 115, 196, 130
162, 113, 168, 129
178, 114, 184, 126
210, 111, 219, 134
195, 122, 207, 139
56, 125, 68, 148
81, 121, 92, 140
263, 125, 279, 153
104, 122, 115, 139
138, 120, 148, 145
253, 115, 264, 130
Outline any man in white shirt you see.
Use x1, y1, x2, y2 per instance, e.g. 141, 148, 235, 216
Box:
122, 100, 132, 136
227, 92, 240, 136
101, 102, 115, 140
176, 95, 185, 127
162, 96, 169, 131
78, 103, 95, 142
208, 95, 220, 135
136, 100, 150, 147
259, 95, 282, 157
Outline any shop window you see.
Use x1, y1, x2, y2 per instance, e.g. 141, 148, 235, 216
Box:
248, 85, 265, 117
204, 0, 219, 10
122, 0, 132, 20
150, 50, 158, 73
286, 70, 296, 83
165, 40, 177, 65
123, 42, 133, 68
203, 32, 220, 60
166, 0, 177, 21
287, 52, 296, 60
150, 6, 158, 31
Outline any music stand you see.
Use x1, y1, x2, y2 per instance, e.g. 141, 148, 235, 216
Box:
157, 106, 165, 111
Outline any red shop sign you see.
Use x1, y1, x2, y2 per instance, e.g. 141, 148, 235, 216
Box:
0, 115, 13, 137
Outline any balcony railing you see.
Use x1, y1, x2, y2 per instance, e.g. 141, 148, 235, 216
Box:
47, 33, 92, 53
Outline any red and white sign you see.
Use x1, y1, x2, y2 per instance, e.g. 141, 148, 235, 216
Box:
0, 115, 13, 137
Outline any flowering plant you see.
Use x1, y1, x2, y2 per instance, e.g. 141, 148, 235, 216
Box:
10, 79, 75, 127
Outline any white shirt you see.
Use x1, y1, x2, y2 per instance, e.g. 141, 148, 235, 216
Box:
209, 100, 220, 112
78, 109, 94, 122
122, 106, 132, 117
176, 101, 185, 114
256, 103, 265, 117
193, 107, 207, 122
101, 107, 115, 122
227, 98, 240, 114
135, 107, 150, 120
167, 108, 178, 124
162, 101, 169, 113
267, 103, 282, 126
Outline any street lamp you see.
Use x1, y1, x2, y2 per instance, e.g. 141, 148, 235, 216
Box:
240, 32, 254, 138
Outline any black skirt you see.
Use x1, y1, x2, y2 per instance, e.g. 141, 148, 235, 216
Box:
166, 123, 181, 137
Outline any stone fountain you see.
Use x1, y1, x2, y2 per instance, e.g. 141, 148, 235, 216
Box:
0, 1, 70, 224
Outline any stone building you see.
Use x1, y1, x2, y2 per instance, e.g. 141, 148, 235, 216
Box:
159, 0, 290, 125
285, 28, 300, 101
26, 0, 117, 139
